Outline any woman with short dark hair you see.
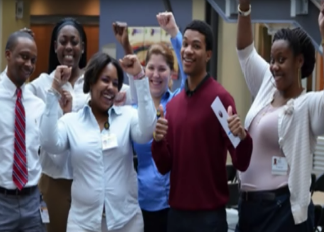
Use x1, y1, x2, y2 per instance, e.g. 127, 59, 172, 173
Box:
39, 52, 156, 232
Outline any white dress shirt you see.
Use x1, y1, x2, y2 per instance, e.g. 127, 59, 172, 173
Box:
40, 77, 156, 231
0, 74, 45, 189
0, 66, 7, 81
27, 72, 89, 179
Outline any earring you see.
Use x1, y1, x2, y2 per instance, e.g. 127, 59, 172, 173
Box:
298, 68, 302, 88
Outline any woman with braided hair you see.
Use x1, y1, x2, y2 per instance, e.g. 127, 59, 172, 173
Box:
233, 0, 324, 231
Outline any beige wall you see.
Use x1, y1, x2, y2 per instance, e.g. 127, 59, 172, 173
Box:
0, 0, 31, 70
217, 19, 251, 119
192, 0, 205, 20
30, 0, 99, 16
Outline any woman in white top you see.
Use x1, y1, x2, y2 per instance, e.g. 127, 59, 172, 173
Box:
26, 18, 133, 232
27, 18, 89, 232
234, 0, 324, 231
39, 52, 156, 232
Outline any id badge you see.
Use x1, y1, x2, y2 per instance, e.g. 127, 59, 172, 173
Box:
101, 133, 118, 151
271, 156, 288, 176
40, 200, 50, 223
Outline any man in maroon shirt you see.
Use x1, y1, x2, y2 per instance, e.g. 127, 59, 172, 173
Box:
151, 20, 253, 232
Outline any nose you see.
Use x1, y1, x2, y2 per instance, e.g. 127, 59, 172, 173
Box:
153, 69, 159, 78
106, 81, 114, 90
24, 59, 32, 67
184, 45, 193, 55
65, 42, 72, 51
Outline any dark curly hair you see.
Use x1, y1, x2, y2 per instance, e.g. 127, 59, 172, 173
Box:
273, 28, 315, 79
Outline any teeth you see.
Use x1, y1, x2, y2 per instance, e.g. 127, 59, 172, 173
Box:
103, 94, 113, 100
65, 55, 73, 59
184, 58, 193, 62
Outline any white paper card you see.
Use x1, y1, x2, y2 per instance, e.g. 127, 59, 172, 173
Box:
40, 201, 50, 223
271, 156, 288, 176
211, 97, 241, 148
101, 133, 118, 151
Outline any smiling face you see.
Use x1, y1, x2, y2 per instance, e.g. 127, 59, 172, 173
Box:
145, 53, 171, 98
180, 29, 211, 77
55, 25, 83, 68
270, 39, 303, 91
6, 37, 37, 86
90, 63, 119, 112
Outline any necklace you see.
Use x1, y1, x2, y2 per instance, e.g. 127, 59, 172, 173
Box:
104, 121, 110, 130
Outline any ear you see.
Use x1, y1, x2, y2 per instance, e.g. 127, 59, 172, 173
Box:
54, 40, 58, 53
5, 50, 11, 61
81, 41, 85, 54
206, 50, 212, 63
297, 53, 304, 69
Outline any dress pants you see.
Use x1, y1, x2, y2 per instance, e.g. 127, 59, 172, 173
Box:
167, 207, 228, 232
38, 173, 72, 232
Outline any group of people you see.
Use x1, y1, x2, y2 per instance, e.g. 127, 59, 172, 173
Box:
1, 0, 324, 232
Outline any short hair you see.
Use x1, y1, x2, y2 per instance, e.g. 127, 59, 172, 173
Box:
273, 28, 315, 79
184, 20, 213, 51
83, 52, 124, 93
48, 17, 87, 74
5, 31, 34, 51
145, 43, 174, 71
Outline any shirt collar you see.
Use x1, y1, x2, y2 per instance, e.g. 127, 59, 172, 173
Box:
84, 102, 122, 117
185, 73, 210, 97
162, 89, 171, 101
1, 72, 26, 98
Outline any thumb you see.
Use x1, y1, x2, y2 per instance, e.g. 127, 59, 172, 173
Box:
227, 105, 233, 116
157, 105, 164, 118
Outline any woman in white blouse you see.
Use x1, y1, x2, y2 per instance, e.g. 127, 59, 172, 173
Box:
234, 0, 324, 231
39, 52, 156, 232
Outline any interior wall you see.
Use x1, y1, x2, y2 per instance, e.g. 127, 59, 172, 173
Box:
217, 18, 251, 121
30, 0, 99, 16
0, 0, 31, 70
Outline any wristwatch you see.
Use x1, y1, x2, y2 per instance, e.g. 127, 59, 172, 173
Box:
238, 4, 251, 17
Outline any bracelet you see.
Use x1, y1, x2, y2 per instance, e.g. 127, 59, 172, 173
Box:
133, 69, 145, 80
238, 4, 251, 17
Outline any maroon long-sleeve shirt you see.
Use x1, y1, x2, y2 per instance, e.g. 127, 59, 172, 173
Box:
152, 77, 253, 210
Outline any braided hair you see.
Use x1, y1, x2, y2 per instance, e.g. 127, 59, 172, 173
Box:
48, 17, 87, 74
273, 28, 315, 79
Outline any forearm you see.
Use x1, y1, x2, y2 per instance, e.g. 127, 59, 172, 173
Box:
230, 132, 253, 172
40, 90, 68, 154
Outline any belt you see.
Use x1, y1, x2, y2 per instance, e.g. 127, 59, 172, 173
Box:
0, 186, 37, 196
240, 186, 290, 202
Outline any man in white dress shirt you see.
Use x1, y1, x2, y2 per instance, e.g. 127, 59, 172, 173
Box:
0, 31, 45, 231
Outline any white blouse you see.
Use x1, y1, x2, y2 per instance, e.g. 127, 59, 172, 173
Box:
39, 77, 156, 231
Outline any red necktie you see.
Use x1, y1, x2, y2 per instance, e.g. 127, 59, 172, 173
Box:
12, 88, 28, 190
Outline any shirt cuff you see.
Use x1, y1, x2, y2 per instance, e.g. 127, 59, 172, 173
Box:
44, 90, 60, 116
134, 77, 151, 103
